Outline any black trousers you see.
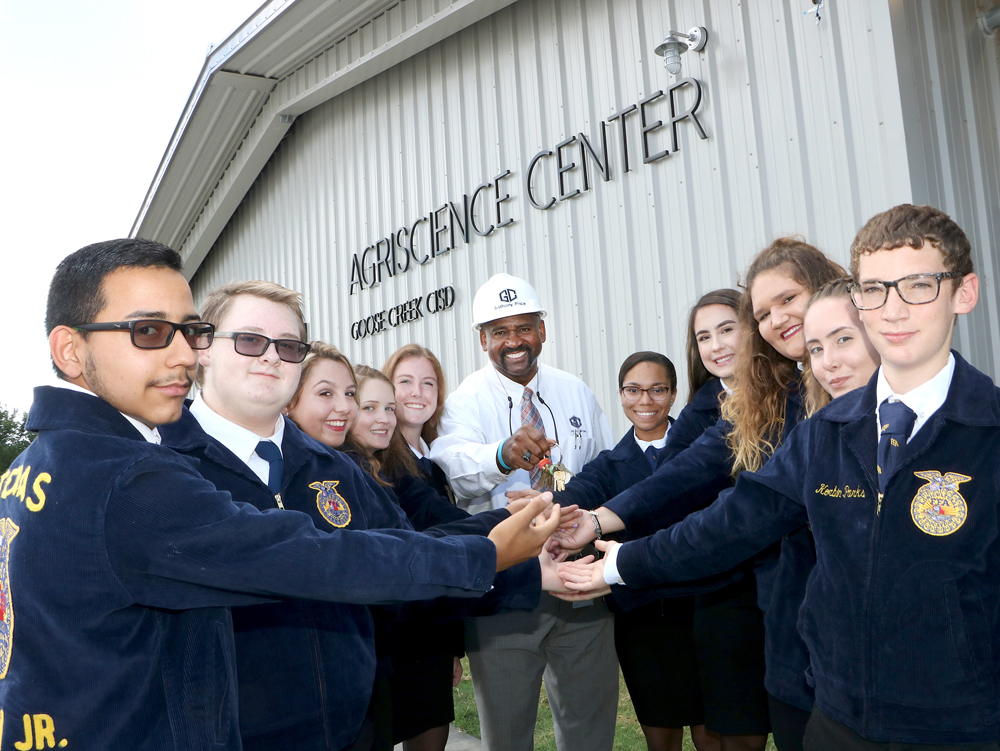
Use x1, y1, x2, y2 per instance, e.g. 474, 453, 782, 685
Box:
767, 692, 811, 751
804, 707, 1000, 751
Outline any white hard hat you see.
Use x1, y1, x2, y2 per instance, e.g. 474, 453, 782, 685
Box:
471, 273, 546, 330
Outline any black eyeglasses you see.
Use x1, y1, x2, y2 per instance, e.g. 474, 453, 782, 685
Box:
214, 332, 311, 363
848, 272, 962, 310
620, 386, 674, 403
73, 320, 215, 350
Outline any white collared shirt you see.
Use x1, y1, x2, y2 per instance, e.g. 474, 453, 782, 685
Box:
633, 424, 669, 454
408, 437, 432, 460
190, 393, 285, 484
430, 363, 614, 514
875, 354, 955, 444
54, 380, 161, 444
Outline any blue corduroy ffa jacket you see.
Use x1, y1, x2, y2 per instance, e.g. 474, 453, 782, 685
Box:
160, 407, 534, 750
552, 378, 722, 513
658, 378, 725, 467
166, 410, 541, 749
617, 352, 1000, 743
552, 425, 663, 511
605, 381, 816, 710
0, 387, 496, 751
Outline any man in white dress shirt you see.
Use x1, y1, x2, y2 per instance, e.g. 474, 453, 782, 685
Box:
430, 273, 618, 751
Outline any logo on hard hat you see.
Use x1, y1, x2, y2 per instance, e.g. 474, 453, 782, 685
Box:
499, 289, 517, 303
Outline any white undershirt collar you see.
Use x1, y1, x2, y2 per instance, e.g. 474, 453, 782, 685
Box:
190, 392, 284, 482
54, 380, 161, 444
634, 422, 670, 452
875, 353, 955, 443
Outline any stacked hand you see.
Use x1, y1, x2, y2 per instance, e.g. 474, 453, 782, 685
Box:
490, 496, 585, 570
552, 540, 618, 600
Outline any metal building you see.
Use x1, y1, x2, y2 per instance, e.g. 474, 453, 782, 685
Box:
132, 0, 1000, 435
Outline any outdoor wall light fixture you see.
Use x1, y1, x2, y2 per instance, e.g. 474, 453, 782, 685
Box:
654, 27, 708, 76
980, 4, 1000, 35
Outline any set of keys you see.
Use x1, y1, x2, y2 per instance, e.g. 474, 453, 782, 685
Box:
535, 456, 573, 492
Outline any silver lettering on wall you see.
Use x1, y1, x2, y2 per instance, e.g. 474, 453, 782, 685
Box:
349, 78, 708, 295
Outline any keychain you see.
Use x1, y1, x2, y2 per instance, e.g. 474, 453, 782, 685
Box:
535, 445, 573, 492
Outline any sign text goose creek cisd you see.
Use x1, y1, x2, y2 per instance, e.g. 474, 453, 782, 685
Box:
348, 78, 707, 296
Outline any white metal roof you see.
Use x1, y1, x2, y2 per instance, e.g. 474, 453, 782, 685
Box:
131, 0, 514, 277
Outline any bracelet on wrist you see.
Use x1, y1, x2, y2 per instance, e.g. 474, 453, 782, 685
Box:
496, 440, 513, 472
587, 509, 603, 540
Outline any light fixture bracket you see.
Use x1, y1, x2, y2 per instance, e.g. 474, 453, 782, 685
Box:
655, 27, 708, 76
655, 27, 708, 58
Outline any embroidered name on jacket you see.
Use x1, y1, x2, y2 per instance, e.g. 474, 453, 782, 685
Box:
814, 483, 866, 498
309, 481, 351, 528
910, 471, 970, 537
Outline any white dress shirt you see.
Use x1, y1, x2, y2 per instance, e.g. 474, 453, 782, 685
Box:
430, 363, 614, 514
875, 353, 955, 444
408, 437, 432, 459
190, 393, 285, 483
634, 424, 669, 454
54, 380, 162, 444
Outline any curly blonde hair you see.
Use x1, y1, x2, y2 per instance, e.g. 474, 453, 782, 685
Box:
721, 237, 845, 475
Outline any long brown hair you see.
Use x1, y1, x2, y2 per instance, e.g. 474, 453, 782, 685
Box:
802, 278, 856, 417
684, 289, 742, 403
721, 237, 846, 475
382, 344, 448, 444
344, 365, 421, 485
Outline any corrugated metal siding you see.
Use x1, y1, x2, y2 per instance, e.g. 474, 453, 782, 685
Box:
889, 0, 1000, 378
190, 0, 989, 437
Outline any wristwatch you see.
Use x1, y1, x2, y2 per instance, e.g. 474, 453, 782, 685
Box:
587, 509, 603, 540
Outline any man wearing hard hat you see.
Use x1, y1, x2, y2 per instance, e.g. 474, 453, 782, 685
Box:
431, 273, 617, 751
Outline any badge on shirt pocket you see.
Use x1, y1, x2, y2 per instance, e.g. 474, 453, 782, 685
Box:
568, 416, 586, 450
310, 481, 352, 528
910, 471, 970, 537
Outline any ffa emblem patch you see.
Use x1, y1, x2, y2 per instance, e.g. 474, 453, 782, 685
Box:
309, 481, 351, 528
569, 416, 582, 428
910, 471, 970, 537
0, 517, 19, 678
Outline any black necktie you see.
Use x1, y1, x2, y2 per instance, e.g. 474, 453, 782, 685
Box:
644, 445, 659, 471
255, 440, 283, 494
877, 399, 917, 493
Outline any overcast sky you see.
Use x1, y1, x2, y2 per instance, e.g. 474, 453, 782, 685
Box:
0, 0, 265, 414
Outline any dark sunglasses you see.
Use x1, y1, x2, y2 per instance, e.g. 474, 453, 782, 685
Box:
73, 320, 215, 350
214, 332, 311, 363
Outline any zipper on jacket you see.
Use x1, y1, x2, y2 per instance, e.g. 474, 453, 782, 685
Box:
274, 492, 285, 509
862, 480, 886, 735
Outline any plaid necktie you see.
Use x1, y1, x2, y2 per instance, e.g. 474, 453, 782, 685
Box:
877, 399, 917, 493
520, 387, 545, 489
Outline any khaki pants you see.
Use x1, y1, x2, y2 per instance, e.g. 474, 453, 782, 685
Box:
465, 596, 618, 751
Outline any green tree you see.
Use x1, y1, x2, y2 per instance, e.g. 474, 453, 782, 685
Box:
0, 406, 35, 473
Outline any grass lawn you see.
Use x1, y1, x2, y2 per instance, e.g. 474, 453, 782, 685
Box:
454, 658, 776, 751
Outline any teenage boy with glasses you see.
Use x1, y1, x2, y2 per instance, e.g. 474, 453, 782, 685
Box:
560, 204, 1000, 749
159, 280, 560, 751
1, 239, 558, 751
